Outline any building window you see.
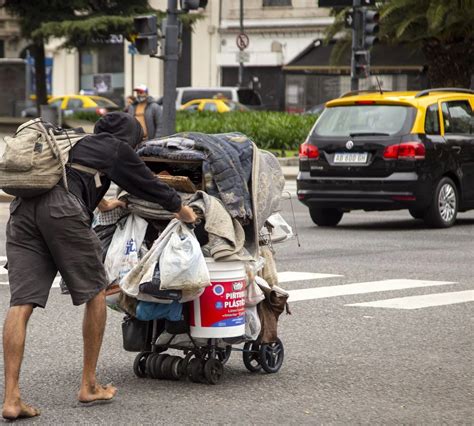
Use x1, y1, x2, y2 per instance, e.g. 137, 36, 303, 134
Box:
263, 0, 292, 6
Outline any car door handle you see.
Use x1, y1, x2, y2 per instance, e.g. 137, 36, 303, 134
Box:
451, 146, 461, 153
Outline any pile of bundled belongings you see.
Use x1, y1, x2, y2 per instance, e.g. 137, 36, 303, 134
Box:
96, 132, 292, 345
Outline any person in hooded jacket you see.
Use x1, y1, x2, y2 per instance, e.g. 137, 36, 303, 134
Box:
2, 112, 197, 421
127, 84, 163, 140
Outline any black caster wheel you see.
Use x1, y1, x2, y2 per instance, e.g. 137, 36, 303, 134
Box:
133, 351, 152, 378
217, 346, 232, 365
187, 358, 204, 383
259, 338, 284, 373
203, 359, 224, 385
153, 354, 170, 379
145, 353, 160, 379
161, 355, 182, 381
170, 356, 186, 380
243, 342, 262, 373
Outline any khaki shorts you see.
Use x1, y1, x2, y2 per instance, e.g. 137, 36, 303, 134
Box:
6, 186, 108, 308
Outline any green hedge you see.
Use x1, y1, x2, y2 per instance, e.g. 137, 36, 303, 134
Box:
71, 110, 317, 152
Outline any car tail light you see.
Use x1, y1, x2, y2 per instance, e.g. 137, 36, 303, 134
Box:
383, 142, 425, 160
96, 107, 107, 116
355, 100, 376, 105
299, 142, 319, 160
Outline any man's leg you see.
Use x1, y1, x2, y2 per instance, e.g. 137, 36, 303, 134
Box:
2, 305, 40, 420
77, 290, 117, 403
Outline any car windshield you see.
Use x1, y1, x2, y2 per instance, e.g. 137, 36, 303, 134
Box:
313, 104, 414, 137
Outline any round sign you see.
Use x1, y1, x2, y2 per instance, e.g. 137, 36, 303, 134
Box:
236, 33, 249, 51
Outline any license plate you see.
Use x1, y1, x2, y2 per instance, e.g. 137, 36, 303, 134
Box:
334, 152, 368, 164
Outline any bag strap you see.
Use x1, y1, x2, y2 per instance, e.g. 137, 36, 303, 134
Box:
69, 163, 103, 188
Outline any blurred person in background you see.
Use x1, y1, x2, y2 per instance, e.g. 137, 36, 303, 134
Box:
126, 84, 163, 140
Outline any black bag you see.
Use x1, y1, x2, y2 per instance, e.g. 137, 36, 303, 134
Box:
121, 315, 152, 352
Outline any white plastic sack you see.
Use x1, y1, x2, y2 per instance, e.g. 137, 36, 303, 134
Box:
159, 223, 211, 291
266, 213, 294, 243
104, 214, 148, 284
246, 278, 265, 306
245, 305, 261, 340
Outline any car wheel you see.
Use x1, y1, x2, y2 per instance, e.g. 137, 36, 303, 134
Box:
309, 208, 343, 227
424, 177, 458, 228
408, 208, 424, 220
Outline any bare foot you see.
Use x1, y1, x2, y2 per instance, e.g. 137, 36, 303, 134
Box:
77, 383, 117, 404
2, 399, 40, 421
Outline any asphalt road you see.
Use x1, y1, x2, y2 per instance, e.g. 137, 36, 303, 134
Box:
0, 187, 473, 424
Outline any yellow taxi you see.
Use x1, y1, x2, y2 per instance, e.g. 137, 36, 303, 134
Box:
298, 88, 474, 228
22, 95, 119, 117
180, 98, 249, 113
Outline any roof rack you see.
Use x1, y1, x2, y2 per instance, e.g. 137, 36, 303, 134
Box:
414, 88, 474, 98
339, 89, 392, 98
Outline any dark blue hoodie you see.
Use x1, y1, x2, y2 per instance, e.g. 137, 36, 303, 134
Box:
66, 112, 181, 214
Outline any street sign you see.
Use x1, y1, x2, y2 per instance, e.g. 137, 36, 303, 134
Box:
319, 0, 375, 6
236, 33, 249, 51
236, 51, 250, 63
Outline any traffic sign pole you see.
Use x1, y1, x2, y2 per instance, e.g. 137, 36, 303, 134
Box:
350, 0, 362, 91
238, 0, 244, 87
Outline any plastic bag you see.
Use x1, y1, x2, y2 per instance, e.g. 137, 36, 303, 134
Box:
104, 214, 148, 284
246, 278, 265, 306
265, 213, 294, 243
245, 305, 261, 340
159, 223, 211, 291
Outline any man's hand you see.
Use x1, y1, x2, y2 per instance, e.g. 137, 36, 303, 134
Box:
175, 205, 197, 223
98, 199, 127, 212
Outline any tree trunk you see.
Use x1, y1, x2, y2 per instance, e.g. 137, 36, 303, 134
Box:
422, 38, 474, 88
32, 40, 48, 114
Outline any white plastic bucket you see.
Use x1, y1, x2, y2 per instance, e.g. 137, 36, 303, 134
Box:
190, 259, 246, 338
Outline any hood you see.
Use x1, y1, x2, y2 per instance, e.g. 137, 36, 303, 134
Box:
94, 112, 144, 148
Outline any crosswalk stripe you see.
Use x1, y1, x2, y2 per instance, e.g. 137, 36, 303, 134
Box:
277, 271, 342, 283
287, 279, 456, 302
346, 290, 474, 309
0, 277, 62, 288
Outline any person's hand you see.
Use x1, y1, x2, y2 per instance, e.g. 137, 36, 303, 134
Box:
175, 205, 197, 223
98, 199, 127, 212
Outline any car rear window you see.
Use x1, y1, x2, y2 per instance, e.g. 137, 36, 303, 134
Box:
313, 104, 415, 137
91, 97, 118, 107
181, 90, 233, 104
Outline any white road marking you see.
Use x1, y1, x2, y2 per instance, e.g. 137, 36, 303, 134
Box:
0, 256, 6, 262
287, 279, 456, 302
346, 290, 474, 310
277, 271, 342, 283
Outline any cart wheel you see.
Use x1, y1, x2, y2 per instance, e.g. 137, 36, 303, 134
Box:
133, 351, 151, 378
187, 358, 204, 383
217, 346, 232, 365
170, 356, 185, 380
243, 342, 262, 373
179, 353, 193, 380
203, 359, 224, 385
161, 355, 181, 381
145, 353, 159, 379
259, 338, 284, 374
154, 354, 170, 379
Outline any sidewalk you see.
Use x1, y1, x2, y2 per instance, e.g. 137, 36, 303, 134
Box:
0, 160, 299, 202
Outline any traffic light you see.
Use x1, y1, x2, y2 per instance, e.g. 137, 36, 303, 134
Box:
180, 0, 208, 10
361, 8, 379, 48
354, 50, 370, 78
133, 15, 158, 55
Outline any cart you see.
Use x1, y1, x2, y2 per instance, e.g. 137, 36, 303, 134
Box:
113, 137, 289, 385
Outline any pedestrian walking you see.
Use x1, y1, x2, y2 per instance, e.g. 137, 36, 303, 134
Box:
2, 112, 196, 421
127, 84, 163, 140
